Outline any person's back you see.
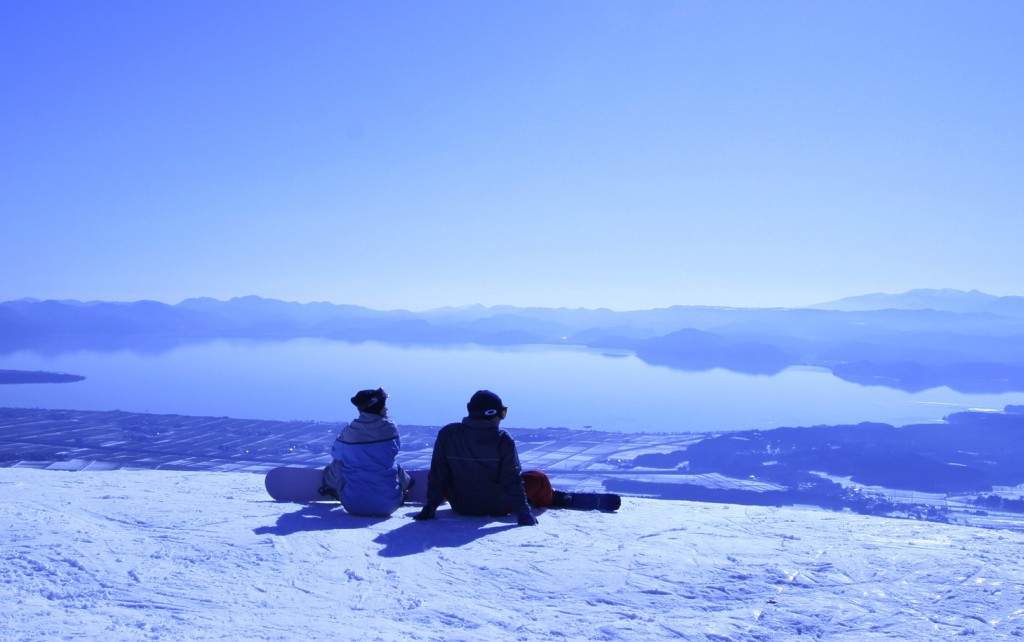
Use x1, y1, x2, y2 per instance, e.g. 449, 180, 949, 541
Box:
334, 411, 404, 516
427, 416, 529, 516
416, 390, 536, 525
322, 388, 407, 517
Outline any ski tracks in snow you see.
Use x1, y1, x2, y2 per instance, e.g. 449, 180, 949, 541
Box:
2, 469, 1023, 641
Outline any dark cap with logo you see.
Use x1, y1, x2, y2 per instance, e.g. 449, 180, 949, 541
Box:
467, 390, 505, 418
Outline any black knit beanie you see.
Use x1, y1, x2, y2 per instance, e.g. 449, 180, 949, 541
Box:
351, 388, 387, 415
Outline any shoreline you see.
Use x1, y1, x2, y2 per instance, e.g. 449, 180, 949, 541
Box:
0, 369, 85, 384
0, 405, 708, 474
3, 405, 1023, 531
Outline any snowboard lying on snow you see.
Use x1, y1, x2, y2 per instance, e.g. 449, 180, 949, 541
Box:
264, 466, 621, 511
554, 491, 621, 512
264, 467, 429, 504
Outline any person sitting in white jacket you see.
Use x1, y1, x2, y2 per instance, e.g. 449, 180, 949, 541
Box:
321, 388, 410, 517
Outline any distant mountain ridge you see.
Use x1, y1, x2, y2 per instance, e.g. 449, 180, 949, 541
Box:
4, 290, 1024, 394
811, 288, 1024, 316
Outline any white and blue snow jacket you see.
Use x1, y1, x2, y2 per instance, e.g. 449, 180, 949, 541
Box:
327, 412, 405, 517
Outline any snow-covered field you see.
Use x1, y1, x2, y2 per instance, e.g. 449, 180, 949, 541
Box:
3, 469, 1022, 641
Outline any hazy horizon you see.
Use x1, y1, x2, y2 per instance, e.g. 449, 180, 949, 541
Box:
5, 286, 1023, 314
4, 3, 1022, 310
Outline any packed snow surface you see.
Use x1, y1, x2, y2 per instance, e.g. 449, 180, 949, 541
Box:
2, 469, 1023, 641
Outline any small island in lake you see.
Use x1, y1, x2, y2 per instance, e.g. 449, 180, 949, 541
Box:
0, 370, 86, 385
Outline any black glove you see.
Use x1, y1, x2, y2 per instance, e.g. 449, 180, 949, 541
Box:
414, 505, 437, 521
517, 511, 538, 526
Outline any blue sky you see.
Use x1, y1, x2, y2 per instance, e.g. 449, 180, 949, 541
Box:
2, 1, 1022, 311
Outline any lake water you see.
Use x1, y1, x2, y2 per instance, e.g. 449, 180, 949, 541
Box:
2, 338, 1023, 433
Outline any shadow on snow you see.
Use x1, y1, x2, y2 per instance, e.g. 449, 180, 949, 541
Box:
373, 509, 519, 558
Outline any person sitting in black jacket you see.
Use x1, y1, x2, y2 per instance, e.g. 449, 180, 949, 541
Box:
413, 390, 548, 526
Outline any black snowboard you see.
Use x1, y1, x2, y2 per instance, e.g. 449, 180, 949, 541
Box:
554, 491, 621, 512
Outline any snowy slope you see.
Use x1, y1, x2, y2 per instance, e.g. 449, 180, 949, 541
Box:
2, 469, 1022, 641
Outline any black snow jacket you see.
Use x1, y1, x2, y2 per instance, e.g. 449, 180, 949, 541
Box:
423, 417, 530, 517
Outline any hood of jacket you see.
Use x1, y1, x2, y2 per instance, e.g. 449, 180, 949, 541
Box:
340, 412, 400, 444
460, 416, 502, 431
